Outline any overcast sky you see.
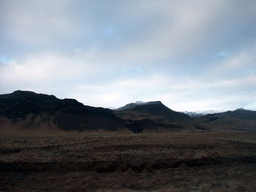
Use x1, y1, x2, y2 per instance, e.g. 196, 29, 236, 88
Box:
1, 0, 256, 111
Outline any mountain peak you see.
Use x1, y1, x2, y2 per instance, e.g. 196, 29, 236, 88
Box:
147, 101, 163, 105
115, 100, 191, 122
235, 108, 246, 111
116, 101, 163, 111
6, 90, 58, 100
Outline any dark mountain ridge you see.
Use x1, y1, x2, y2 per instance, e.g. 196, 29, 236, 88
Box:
0, 90, 125, 132
0, 90, 115, 118
114, 101, 193, 133
115, 101, 191, 122
196, 108, 256, 132
116, 101, 146, 111
1, 90, 255, 133
198, 108, 256, 122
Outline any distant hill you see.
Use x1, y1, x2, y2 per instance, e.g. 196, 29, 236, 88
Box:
114, 101, 193, 133
183, 110, 227, 117
0, 90, 125, 132
198, 108, 256, 122
227, 108, 256, 121
196, 108, 256, 132
115, 101, 191, 122
116, 101, 147, 111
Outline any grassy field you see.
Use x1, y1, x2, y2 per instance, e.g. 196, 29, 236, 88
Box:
0, 130, 256, 191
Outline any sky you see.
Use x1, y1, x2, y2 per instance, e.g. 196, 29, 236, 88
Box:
1, 0, 256, 112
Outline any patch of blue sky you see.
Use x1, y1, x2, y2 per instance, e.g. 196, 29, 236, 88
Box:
0, 55, 12, 63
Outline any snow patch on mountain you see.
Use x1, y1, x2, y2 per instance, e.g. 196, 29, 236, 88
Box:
182, 110, 228, 117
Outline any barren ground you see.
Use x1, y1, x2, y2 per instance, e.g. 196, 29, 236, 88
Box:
0, 130, 256, 192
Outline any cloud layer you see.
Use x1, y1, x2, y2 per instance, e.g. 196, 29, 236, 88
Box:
1, 0, 256, 111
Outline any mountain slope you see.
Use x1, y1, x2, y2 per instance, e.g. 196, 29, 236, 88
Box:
197, 108, 256, 131
114, 101, 193, 133
0, 90, 125, 132
115, 101, 191, 122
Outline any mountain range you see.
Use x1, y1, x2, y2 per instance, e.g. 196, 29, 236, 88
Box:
0, 90, 255, 133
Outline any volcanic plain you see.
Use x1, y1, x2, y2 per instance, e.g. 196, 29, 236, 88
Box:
1, 130, 256, 192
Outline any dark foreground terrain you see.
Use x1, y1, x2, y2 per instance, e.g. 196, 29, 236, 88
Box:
0, 130, 256, 192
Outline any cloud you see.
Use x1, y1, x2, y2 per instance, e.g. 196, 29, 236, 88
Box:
0, 51, 101, 94
2, 0, 255, 62
1, 0, 73, 44
202, 46, 256, 83
1, 0, 256, 111
68, 73, 169, 106
65, 69, 256, 111
1, 45, 255, 111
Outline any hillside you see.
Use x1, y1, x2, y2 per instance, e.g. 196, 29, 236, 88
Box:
0, 90, 125, 132
114, 101, 194, 133
115, 101, 191, 121
196, 108, 256, 132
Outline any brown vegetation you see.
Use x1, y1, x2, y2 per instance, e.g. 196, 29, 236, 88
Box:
0, 130, 255, 191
